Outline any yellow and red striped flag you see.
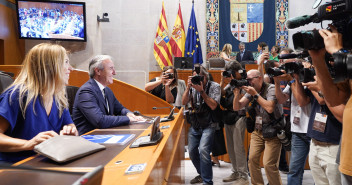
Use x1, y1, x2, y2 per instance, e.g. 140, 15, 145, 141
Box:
153, 1, 173, 69
170, 2, 185, 57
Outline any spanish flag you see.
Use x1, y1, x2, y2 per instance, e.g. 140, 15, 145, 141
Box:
153, 1, 173, 69
170, 2, 185, 57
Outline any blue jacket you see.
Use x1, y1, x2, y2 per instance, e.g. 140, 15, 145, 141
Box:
72, 79, 131, 135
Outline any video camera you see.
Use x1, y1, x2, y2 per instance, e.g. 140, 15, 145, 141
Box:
267, 62, 316, 83
191, 65, 204, 85
287, 0, 352, 51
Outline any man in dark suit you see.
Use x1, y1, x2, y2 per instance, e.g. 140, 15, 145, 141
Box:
236, 42, 254, 62
72, 55, 144, 135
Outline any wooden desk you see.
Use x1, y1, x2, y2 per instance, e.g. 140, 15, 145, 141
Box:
2, 111, 185, 185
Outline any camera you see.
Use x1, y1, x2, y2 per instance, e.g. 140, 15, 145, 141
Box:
191, 65, 204, 85
332, 52, 352, 82
191, 75, 204, 85
288, 0, 352, 51
266, 67, 285, 77
163, 72, 174, 79
284, 62, 304, 74
277, 130, 291, 151
230, 79, 249, 88
222, 70, 234, 78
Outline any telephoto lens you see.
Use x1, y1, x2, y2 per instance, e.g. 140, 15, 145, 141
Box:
277, 130, 291, 151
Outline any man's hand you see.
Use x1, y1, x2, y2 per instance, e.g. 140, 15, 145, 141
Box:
302, 78, 320, 92
319, 25, 343, 54
192, 81, 204, 93
258, 52, 269, 65
242, 86, 258, 96
273, 73, 292, 82
127, 113, 146, 122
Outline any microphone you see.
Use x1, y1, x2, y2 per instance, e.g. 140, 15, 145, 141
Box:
152, 107, 172, 111
286, 13, 318, 29
278, 51, 309, 59
133, 110, 154, 120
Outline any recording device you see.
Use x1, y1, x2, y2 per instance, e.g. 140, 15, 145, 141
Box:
277, 51, 310, 59
288, 0, 352, 51
266, 67, 285, 77
163, 72, 174, 79
277, 130, 291, 151
266, 62, 316, 82
332, 52, 352, 82
191, 65, 204, 85
230, 79, 249, 88
229, 69, 248, 88
263, 46, 269, 53
222, 70, 235, 78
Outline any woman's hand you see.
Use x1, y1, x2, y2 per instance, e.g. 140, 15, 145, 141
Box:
60, 124, 79, 136
24, 131, 58, 150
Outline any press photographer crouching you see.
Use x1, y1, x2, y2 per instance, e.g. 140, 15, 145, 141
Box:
233, 69, 284, 185
182, 64, 221, 185
220, 61, 249, 183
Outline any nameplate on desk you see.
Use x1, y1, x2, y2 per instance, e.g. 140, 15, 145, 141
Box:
82, 134, 135, 145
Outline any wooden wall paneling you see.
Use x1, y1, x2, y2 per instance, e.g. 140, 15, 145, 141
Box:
0, 3, 25, 65
0, 39, 4, 65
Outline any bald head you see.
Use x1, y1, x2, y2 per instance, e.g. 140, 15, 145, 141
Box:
247, 69, 261, 77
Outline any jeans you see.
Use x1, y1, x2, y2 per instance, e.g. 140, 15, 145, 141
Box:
287, 133, 310, 185
188, 126, 215, 185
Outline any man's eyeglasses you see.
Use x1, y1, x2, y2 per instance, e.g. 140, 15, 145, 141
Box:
246, 76, 259, 81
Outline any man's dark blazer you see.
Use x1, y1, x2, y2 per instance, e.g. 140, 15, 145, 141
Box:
236, 50, 254, 62
72, 79, 131, 135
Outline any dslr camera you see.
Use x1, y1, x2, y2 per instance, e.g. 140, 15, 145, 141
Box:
229, 69, 249, 88
163, 72, 174, 79
191, 65, 204, 85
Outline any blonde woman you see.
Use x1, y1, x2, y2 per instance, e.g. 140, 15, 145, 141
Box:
0, 43, 78, 163
220, 43, 233, 62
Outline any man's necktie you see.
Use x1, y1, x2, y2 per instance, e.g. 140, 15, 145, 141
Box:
103, 88, 110, 114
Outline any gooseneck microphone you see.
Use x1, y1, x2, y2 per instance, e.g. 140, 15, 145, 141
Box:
278, 51, 310, 59
285, 13, 318, 29
152, 107, 172, 111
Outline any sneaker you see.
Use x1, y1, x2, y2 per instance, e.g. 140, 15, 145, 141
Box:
190, 175, 203, 184
223, 172, 240, 182
233, 178, 250, 185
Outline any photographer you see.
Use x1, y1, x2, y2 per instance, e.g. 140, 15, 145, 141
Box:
272, 65, 312, 185
182, 64, 221, 185
233, 69, 283, 185
145, 66, 178, 103
220, 61, 249, 184
307, 25, 350, 184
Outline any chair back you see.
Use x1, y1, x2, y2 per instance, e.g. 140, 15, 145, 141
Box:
208, 58, 225, 69
0, 72, 14, 94
66, 86, 79, 115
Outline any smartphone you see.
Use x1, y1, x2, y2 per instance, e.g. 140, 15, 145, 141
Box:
263, 46, 269, 53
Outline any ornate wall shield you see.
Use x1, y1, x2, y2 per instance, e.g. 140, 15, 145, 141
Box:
230, 0, 264, 43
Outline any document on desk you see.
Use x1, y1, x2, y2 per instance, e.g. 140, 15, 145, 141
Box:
82, 134, 135, 145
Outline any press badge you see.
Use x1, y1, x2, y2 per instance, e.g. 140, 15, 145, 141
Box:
312, 113, 328, 133
293, 109, 301, 125
255, 116, 263, 130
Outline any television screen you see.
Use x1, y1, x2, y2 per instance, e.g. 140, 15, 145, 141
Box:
16, 0, 87, 42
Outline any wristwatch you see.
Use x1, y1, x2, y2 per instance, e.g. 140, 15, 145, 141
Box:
253, 93, 259, 101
